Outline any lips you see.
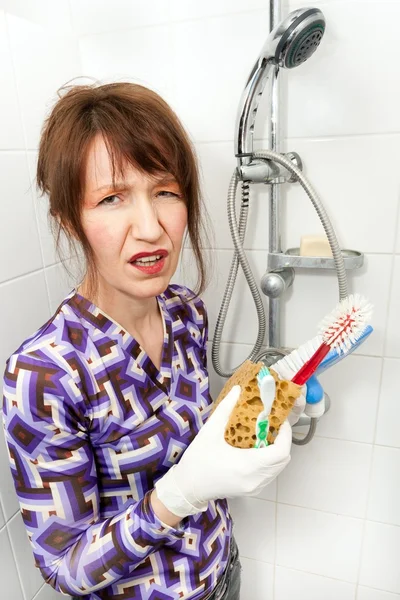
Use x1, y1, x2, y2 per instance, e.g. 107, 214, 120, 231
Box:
129, 249, 168, 263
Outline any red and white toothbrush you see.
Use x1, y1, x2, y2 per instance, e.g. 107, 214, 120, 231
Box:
291, 294, 373, 386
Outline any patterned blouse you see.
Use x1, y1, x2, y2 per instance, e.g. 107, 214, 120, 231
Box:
2, 284, 232, 599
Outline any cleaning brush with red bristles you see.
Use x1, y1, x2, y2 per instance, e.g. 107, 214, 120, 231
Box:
287, 294, 373, 386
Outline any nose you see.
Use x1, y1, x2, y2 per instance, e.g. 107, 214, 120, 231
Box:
130, 196, 163, 242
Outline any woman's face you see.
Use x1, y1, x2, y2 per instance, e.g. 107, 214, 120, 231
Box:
81, 134, 188, 301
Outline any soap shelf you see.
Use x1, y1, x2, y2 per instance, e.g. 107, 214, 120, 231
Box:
268, 248, 364, 271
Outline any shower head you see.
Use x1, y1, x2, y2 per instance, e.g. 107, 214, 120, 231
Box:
265, 8, 325, 69
235, 8, 325, 159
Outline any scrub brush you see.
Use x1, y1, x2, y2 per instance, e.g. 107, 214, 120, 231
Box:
255, 366, 276, 448
284, 294, 373, 386
272, 325, 373, 381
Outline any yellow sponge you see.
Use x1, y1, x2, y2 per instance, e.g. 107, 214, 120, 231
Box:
213, 360, 302, 448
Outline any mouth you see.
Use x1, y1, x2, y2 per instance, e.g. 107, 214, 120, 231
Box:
129, 249, 168, 264
129, 249, 168, 274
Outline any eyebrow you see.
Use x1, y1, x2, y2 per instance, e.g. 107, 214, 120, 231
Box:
93, 174, 178, 194
93, 183, 127, 193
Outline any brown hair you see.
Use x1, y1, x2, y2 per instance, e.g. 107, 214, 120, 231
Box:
36, 79, 212, 299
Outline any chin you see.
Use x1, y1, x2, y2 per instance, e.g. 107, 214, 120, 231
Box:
125, 275, 173, 299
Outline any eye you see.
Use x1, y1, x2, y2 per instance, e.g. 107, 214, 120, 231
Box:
156, 190, 181, 199
99, 195, 120, 206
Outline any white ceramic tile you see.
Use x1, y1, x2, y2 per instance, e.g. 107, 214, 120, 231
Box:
70, 0, 169, 35
206, 341, 259, 400
358, 587, 400, 600
0, 417, 20, 520
0, 270, 50, 372
395, 203, 400, 254
0, 496, 5, 529
203, 249, 270, 346
367, 446, 400, 527
315, 355, 381, 444
385, 256, 400, 358
276, 504, 363, 582
173, 247, 269, 347
275, 566, 356, 600
0, 10, 24, 149
0, 0, 72, 32
171, 11, 270, 142
79, 25, 174, 103
8, 511, 43, 600
278, 437, 372, 518
376, 359, 400, 449
360, 521, 400, 594
44, 262, 77, 315
34, 583, 65, 599
288, 0, 344, 5
0, 528, 24, 599
282, 135, 400, 254
228, 497, 275, 562
251, 476, 277, 504
281, 254, 391, 357
286, 3, 400, 138
27, 153, 72, 268
239, 558, 274, 600
169, 0, 269, 21
7, 13, 81, 150
195, 142, 270, 251
0, 153, 43, 282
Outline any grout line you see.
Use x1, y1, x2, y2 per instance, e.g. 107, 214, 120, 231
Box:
273, 498, 400, 530
353, 430, 376, 588
198, 247, 395, 255
4, 521, 26, 599
4, 136, 400, 154
0, 258, 81, 291
207, 338, 387, 360
67, 0, 84, 80
193, 130, 400, 145
0, 149, 31, 153
3, 10, 52, 319
270, 563, 357, 588
32, 583, 48, 600
268, 562, 360, 588
382, 204, 400, 358
0, 266, 48, 288
76, 7, 268, 39
272, 486, 278, 599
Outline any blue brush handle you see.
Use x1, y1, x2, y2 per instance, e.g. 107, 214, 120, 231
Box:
316, 325, 373, 375
305, 375, 324, 404
306, 325, 373, 405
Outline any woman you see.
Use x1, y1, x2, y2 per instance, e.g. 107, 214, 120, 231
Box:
2, 81, 301, 599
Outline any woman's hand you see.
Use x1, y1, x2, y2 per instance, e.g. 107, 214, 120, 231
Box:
155, 385, 293, 518
287, 386, 306, 426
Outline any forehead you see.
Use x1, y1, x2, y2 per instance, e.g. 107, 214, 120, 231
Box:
84, 135, 126, 185
84, 134, 174, 191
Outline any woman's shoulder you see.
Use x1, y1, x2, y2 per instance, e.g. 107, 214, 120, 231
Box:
162, 284, 208, 344
163, 283, 207, 316
4, 290, 84, 375
3, 291, 91, 418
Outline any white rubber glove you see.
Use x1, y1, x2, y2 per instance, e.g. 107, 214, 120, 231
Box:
287, 387, 306, 427
155, 385, 293, 518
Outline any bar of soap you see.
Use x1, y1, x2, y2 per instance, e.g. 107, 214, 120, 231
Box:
299, 235, 333, 257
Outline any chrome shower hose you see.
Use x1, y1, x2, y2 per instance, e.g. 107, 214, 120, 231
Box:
211, 148, 348, 380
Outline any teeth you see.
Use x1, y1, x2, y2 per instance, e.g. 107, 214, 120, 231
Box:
134, 254, 162, 264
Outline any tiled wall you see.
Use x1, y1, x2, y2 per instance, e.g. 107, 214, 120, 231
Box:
0, 1, 398, 599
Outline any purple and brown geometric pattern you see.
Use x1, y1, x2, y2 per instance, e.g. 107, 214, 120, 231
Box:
2, 284, 232, 599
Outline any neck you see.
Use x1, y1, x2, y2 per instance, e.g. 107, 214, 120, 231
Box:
78, 276, 160, 336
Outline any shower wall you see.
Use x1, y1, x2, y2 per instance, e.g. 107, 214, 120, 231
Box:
0, 1, 399, 599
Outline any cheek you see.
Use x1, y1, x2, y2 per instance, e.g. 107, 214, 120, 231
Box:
82, 215, 121, 256
161, 204, 188, 243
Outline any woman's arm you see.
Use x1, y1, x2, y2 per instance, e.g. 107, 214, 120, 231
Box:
2, 353, 185, 597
